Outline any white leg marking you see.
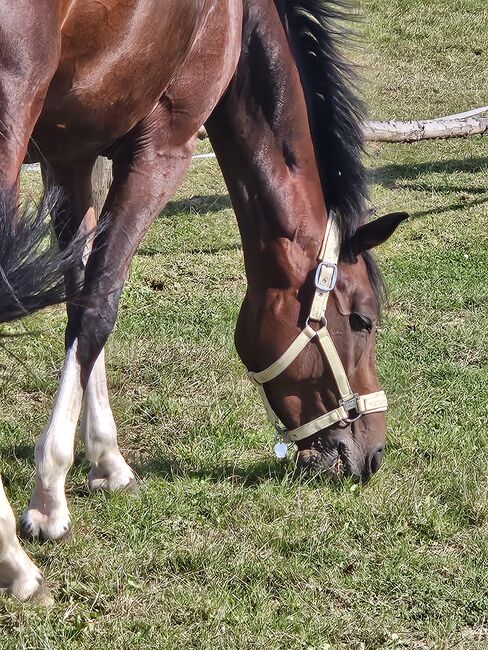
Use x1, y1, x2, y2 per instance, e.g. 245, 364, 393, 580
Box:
21, 340, 83, 540
80, 348, 135, 492
0, 475, 52, 604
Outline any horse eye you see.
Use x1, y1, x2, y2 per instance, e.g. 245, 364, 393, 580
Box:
349, 313, 373, 332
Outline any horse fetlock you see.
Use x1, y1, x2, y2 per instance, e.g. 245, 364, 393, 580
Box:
0, 531, 48, 602
17, 576, 53, 606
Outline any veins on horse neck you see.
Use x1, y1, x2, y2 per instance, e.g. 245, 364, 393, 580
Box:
240, 190, 325, 295
241, 234, 316, 297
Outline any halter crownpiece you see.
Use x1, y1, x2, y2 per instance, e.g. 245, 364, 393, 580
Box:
246, 210, 388, 456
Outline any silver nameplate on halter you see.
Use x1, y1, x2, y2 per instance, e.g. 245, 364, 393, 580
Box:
340, 394, 359, 412
315, 261, 338, 293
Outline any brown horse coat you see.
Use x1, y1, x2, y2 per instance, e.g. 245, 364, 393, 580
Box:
0, 0, 405, 603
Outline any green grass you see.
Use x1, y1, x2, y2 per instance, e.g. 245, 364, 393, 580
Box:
1, 1, 488, 648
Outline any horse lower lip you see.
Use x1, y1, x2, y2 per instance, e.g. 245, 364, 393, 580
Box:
296, 446, 351, 479
296, 435, 387, 481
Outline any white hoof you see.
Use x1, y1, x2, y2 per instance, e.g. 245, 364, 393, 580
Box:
1, 572, 54, 606
88, 462, 137, 493
20, 507, 71, 541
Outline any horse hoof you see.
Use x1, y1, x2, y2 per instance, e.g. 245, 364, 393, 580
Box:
88, 466, 139, 494
20, 508, 72, 542
1, 574, 54, 607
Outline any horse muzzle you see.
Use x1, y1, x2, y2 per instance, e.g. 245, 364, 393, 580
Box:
295, 426, 385, 482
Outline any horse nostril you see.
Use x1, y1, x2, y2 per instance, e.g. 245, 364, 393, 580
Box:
371, 447, 385, 473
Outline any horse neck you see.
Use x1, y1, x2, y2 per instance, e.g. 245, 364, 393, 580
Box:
206, 0, 328, 366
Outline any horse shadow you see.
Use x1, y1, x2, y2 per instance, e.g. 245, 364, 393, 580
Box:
132, 454, 351, 491
162, 193, 232, 217
369, 155, 488, 219
0, 441, 296, 491
159, 155, 488, 228
132, 456, 291, 488
370, 155, 487, 188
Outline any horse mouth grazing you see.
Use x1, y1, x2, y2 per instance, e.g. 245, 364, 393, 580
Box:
296, 446, 350, 480
295, 432, 379, 482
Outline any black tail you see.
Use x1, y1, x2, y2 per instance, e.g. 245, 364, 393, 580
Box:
274, 0, 368, 240
0, 189, 86, 324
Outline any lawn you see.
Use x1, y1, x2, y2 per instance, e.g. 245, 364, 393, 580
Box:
1, 0, 487, 648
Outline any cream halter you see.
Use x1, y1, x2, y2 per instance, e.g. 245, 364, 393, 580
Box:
246, 211, 388, 456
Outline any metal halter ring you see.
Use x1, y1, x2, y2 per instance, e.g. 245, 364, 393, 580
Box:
305, 315, 327, 329
341, 413, 362, 425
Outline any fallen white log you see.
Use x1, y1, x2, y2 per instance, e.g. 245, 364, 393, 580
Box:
197, 107, 488, 143
364, 115, 488, 142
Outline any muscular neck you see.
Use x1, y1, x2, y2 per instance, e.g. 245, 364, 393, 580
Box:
205, 0, 328, 367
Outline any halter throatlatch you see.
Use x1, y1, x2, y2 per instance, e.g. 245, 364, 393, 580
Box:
246, 211, 388, 452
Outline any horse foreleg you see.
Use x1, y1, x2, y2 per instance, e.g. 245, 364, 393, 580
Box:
18, 162, 93, 541
40, 162, 135, 495
22, 112, 196, 540
80, 348, 136, 492
20, 341, 84, 541
0, 475, 52, 604
21, 338, 130, 538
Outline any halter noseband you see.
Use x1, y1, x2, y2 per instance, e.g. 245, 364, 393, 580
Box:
246, 211, 388, 455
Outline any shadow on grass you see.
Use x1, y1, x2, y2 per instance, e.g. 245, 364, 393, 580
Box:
133, 455, 348, 491
0, 443, 35, 490
368, 156, 488, 220
0, 443, 348, 492
185, 242, 242, 255
370, 155, 488, 188
134, 456, 289, 487
1, 442, 35, 461
137, 241, 242, 257
1, 444, 91, 467
410, 194, 488, 219
162, 194, 231, 217
403, 183, 487, 196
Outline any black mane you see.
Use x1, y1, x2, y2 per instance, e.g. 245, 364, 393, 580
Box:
273, 0, 386, 306
274, 0, 368, 242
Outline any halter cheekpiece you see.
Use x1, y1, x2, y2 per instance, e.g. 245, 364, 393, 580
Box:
245, 210, 388, 455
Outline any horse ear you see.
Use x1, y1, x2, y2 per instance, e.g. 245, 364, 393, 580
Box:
348, 212, 409, 254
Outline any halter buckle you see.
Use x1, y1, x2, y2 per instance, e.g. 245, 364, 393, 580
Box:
315, 261, 338, 293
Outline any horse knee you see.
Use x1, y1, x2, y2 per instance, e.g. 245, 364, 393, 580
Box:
75, 299, 120, 373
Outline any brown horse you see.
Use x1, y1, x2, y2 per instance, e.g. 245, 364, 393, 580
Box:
0, 0, 406, 602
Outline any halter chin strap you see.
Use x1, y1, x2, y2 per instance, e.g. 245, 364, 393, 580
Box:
246, 210, 388, 446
